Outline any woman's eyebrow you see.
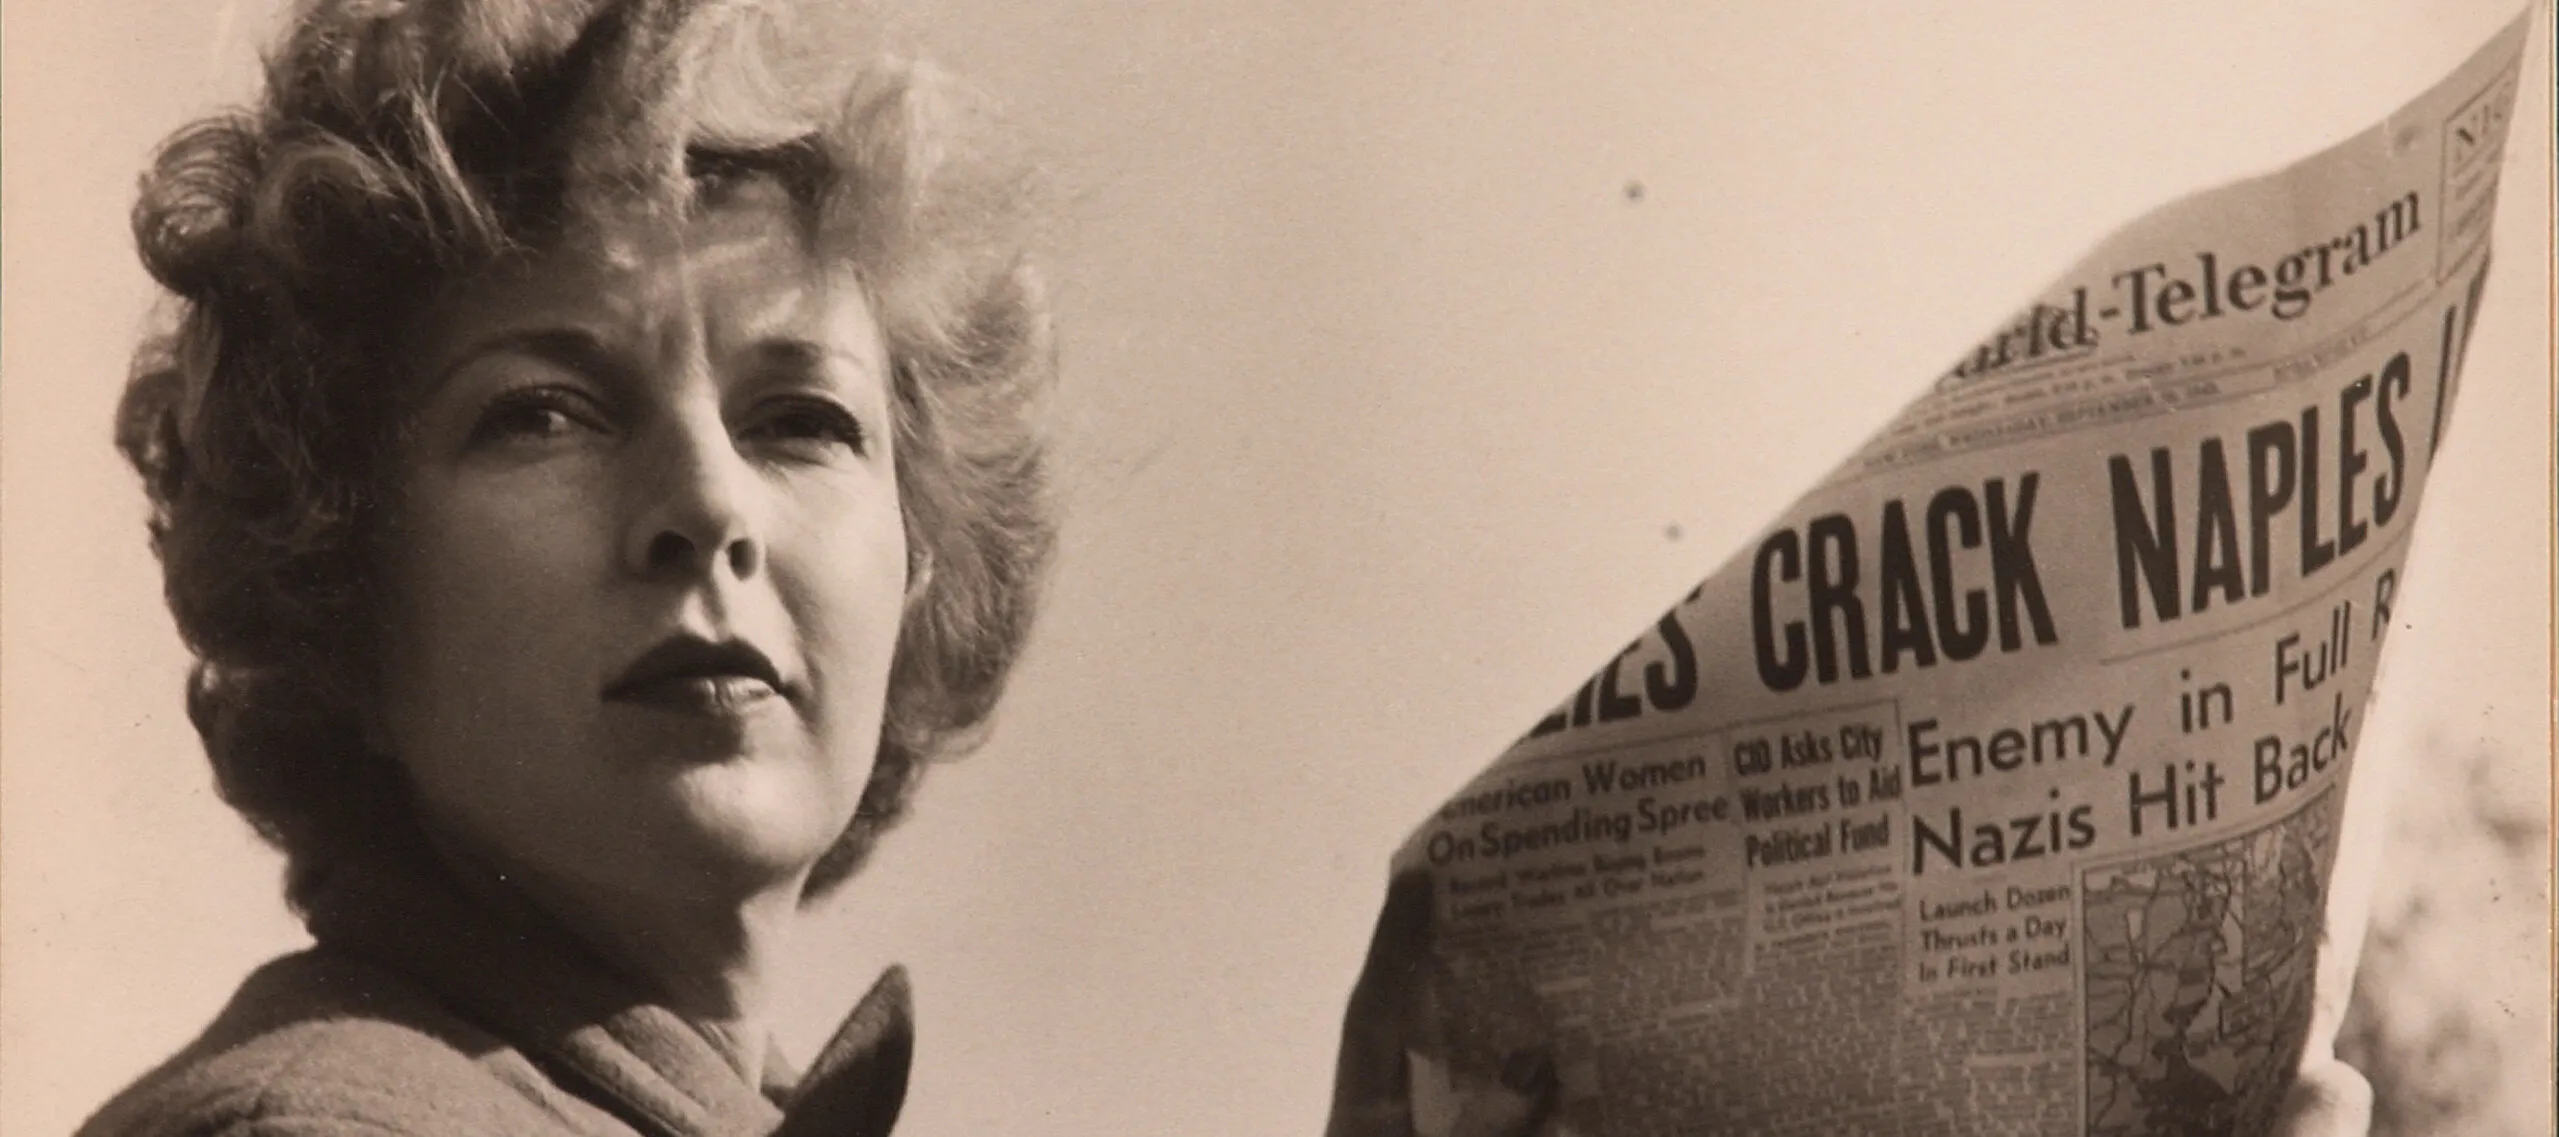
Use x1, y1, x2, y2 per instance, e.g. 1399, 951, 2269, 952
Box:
430, 326, 632, 394
745, 338, 879, 383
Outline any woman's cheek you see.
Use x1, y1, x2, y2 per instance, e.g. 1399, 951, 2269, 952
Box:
788, 481, 908, 619
398, 469, 611, 715
458, 467, 617, 603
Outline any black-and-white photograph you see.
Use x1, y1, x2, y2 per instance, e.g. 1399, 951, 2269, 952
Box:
3, 3, 2549, 1136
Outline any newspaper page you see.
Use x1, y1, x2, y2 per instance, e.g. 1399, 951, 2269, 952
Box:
1390, 15, 2528, 1137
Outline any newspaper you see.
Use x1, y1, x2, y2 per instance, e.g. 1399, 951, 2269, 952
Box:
1390, 15, 2528, 1137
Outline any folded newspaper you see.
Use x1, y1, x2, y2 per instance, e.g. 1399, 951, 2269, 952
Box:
1389, 16, 2527, 1137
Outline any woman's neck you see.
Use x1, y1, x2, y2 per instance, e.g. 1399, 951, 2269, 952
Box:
417, 825, 804, 1082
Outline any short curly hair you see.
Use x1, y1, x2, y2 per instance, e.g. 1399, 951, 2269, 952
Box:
116, 0, 1055, 907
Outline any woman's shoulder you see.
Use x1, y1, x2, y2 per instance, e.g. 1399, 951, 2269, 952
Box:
76, 949, 620, 1137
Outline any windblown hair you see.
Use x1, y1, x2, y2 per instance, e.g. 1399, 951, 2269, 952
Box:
116, 0, 1055, 905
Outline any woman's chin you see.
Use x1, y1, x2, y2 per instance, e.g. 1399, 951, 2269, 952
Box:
646, 756, 865, 890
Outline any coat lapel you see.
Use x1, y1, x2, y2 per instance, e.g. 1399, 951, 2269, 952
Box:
770, 966, 911, 1137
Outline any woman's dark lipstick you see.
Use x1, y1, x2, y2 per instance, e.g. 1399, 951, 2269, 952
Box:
602, 636, 791, 715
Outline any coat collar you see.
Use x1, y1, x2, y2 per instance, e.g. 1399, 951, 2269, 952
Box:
301, 841, 912, 1137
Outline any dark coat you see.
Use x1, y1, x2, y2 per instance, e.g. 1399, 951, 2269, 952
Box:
77, 845, 912, 1137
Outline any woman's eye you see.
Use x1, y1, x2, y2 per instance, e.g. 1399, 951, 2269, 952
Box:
465, 387, 604, 450
745, 398, 869, 459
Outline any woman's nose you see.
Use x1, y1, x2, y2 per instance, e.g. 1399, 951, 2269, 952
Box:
624, 404, 764, 583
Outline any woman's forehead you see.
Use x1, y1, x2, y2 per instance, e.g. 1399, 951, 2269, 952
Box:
407, 189, 878, 384
570, 173, 821, 273
476, 179, 845, 305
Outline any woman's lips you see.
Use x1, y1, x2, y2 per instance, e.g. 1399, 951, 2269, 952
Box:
603, 636, 793, 716
607, 674, 781, 714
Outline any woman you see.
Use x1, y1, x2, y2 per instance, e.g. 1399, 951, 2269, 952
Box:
87, 0, 1054, 1131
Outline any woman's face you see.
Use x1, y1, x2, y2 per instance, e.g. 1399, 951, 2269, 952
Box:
376, 182, 907, 910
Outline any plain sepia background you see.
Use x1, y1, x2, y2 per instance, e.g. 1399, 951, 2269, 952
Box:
4, 2, 2549, 1136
